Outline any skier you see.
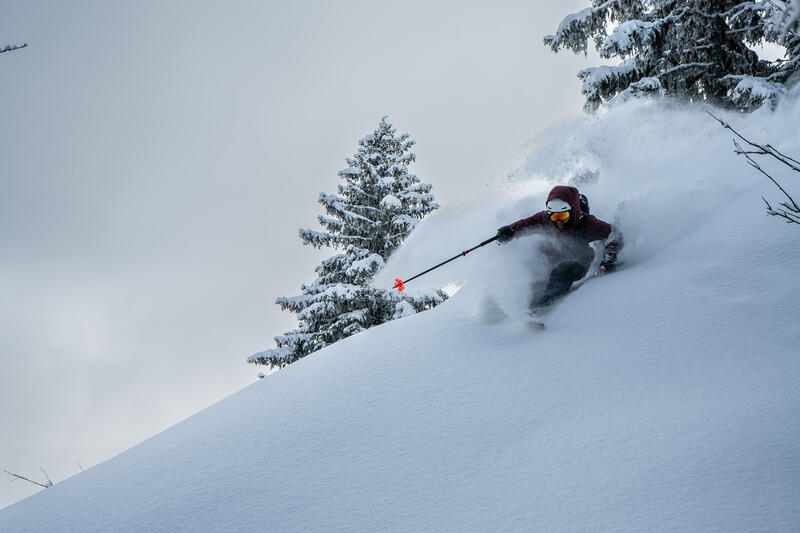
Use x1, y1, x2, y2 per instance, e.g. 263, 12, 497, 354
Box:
496, 185, 622, 310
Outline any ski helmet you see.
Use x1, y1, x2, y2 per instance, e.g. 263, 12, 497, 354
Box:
546, 198, 571, 213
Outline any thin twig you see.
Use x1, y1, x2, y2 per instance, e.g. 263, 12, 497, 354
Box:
40, 468, 54, 488
3, 469, 51, 489
734, 139, 800, 211
764, 198, 800, 224
707, 111, 800, 172
709, 110, 800, 224
0, 43, 27, 54
765, 144, 800, 167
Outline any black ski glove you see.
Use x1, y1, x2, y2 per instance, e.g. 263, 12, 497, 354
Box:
599, 246, 619, 274
497, 225, 514, 244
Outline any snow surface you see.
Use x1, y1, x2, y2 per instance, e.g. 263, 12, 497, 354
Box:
2, 98, 800, 532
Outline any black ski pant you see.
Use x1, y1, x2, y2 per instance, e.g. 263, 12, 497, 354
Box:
532, 260, 589, 308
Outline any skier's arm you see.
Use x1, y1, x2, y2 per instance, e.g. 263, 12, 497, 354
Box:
497, 212, 548, 243
510, 212, 548, 234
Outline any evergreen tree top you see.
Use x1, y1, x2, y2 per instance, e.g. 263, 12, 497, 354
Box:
545, 1, 800, 111
249, 117, 445, 371
301, 116, 438, 258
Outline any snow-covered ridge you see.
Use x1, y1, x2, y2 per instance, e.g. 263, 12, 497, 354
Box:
2, 97, 799, 531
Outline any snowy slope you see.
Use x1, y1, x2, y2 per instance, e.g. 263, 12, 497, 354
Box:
2, 99, 800, 532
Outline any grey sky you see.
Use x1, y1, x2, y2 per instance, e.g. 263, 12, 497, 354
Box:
0, 0, 594, 508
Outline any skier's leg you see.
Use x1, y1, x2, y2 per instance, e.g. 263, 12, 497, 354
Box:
533, 261, 589, 308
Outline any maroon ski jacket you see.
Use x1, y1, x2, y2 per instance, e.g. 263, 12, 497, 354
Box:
508, 185, 622, 268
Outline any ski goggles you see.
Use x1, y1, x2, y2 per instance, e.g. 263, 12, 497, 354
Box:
548, 210, 571, 222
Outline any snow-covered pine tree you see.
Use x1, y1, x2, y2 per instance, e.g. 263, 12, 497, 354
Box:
544, 1, 800, 112
741, 0, 800, 109
249, 117, 446, 370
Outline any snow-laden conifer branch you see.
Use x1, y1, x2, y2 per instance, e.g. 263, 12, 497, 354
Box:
547, 1, 800, 111
658, 62, 716, 76
774, 0, 800, 41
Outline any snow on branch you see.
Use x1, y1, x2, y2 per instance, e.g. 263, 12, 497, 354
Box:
544, 0, 615, 54
780, 0, 800, 40
599, 20, 657, 57
722, 75, 786, 110
608, 77, 666, 106
578, 59, 638, 111
708, 111, 800, 225
546, 1, 796, 111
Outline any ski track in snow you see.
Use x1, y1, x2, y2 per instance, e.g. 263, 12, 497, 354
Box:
2, 97, 800, 532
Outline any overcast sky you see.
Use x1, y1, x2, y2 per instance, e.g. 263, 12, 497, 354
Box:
0, 0, 596, 508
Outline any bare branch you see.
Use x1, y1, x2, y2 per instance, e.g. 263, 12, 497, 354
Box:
709, 111, 800, 226
0, 43, 27, 54
3, 469, 51, 489
706, 111, 800, 172
764, 198, 800, 224
765, 144, 800, 168
732, 140, 800, 211
40, 468, 54, 488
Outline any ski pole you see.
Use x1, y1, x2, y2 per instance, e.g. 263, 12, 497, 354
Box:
393, 235, 499, 291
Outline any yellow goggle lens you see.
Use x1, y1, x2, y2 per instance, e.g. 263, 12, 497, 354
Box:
548, 210, 570, 222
